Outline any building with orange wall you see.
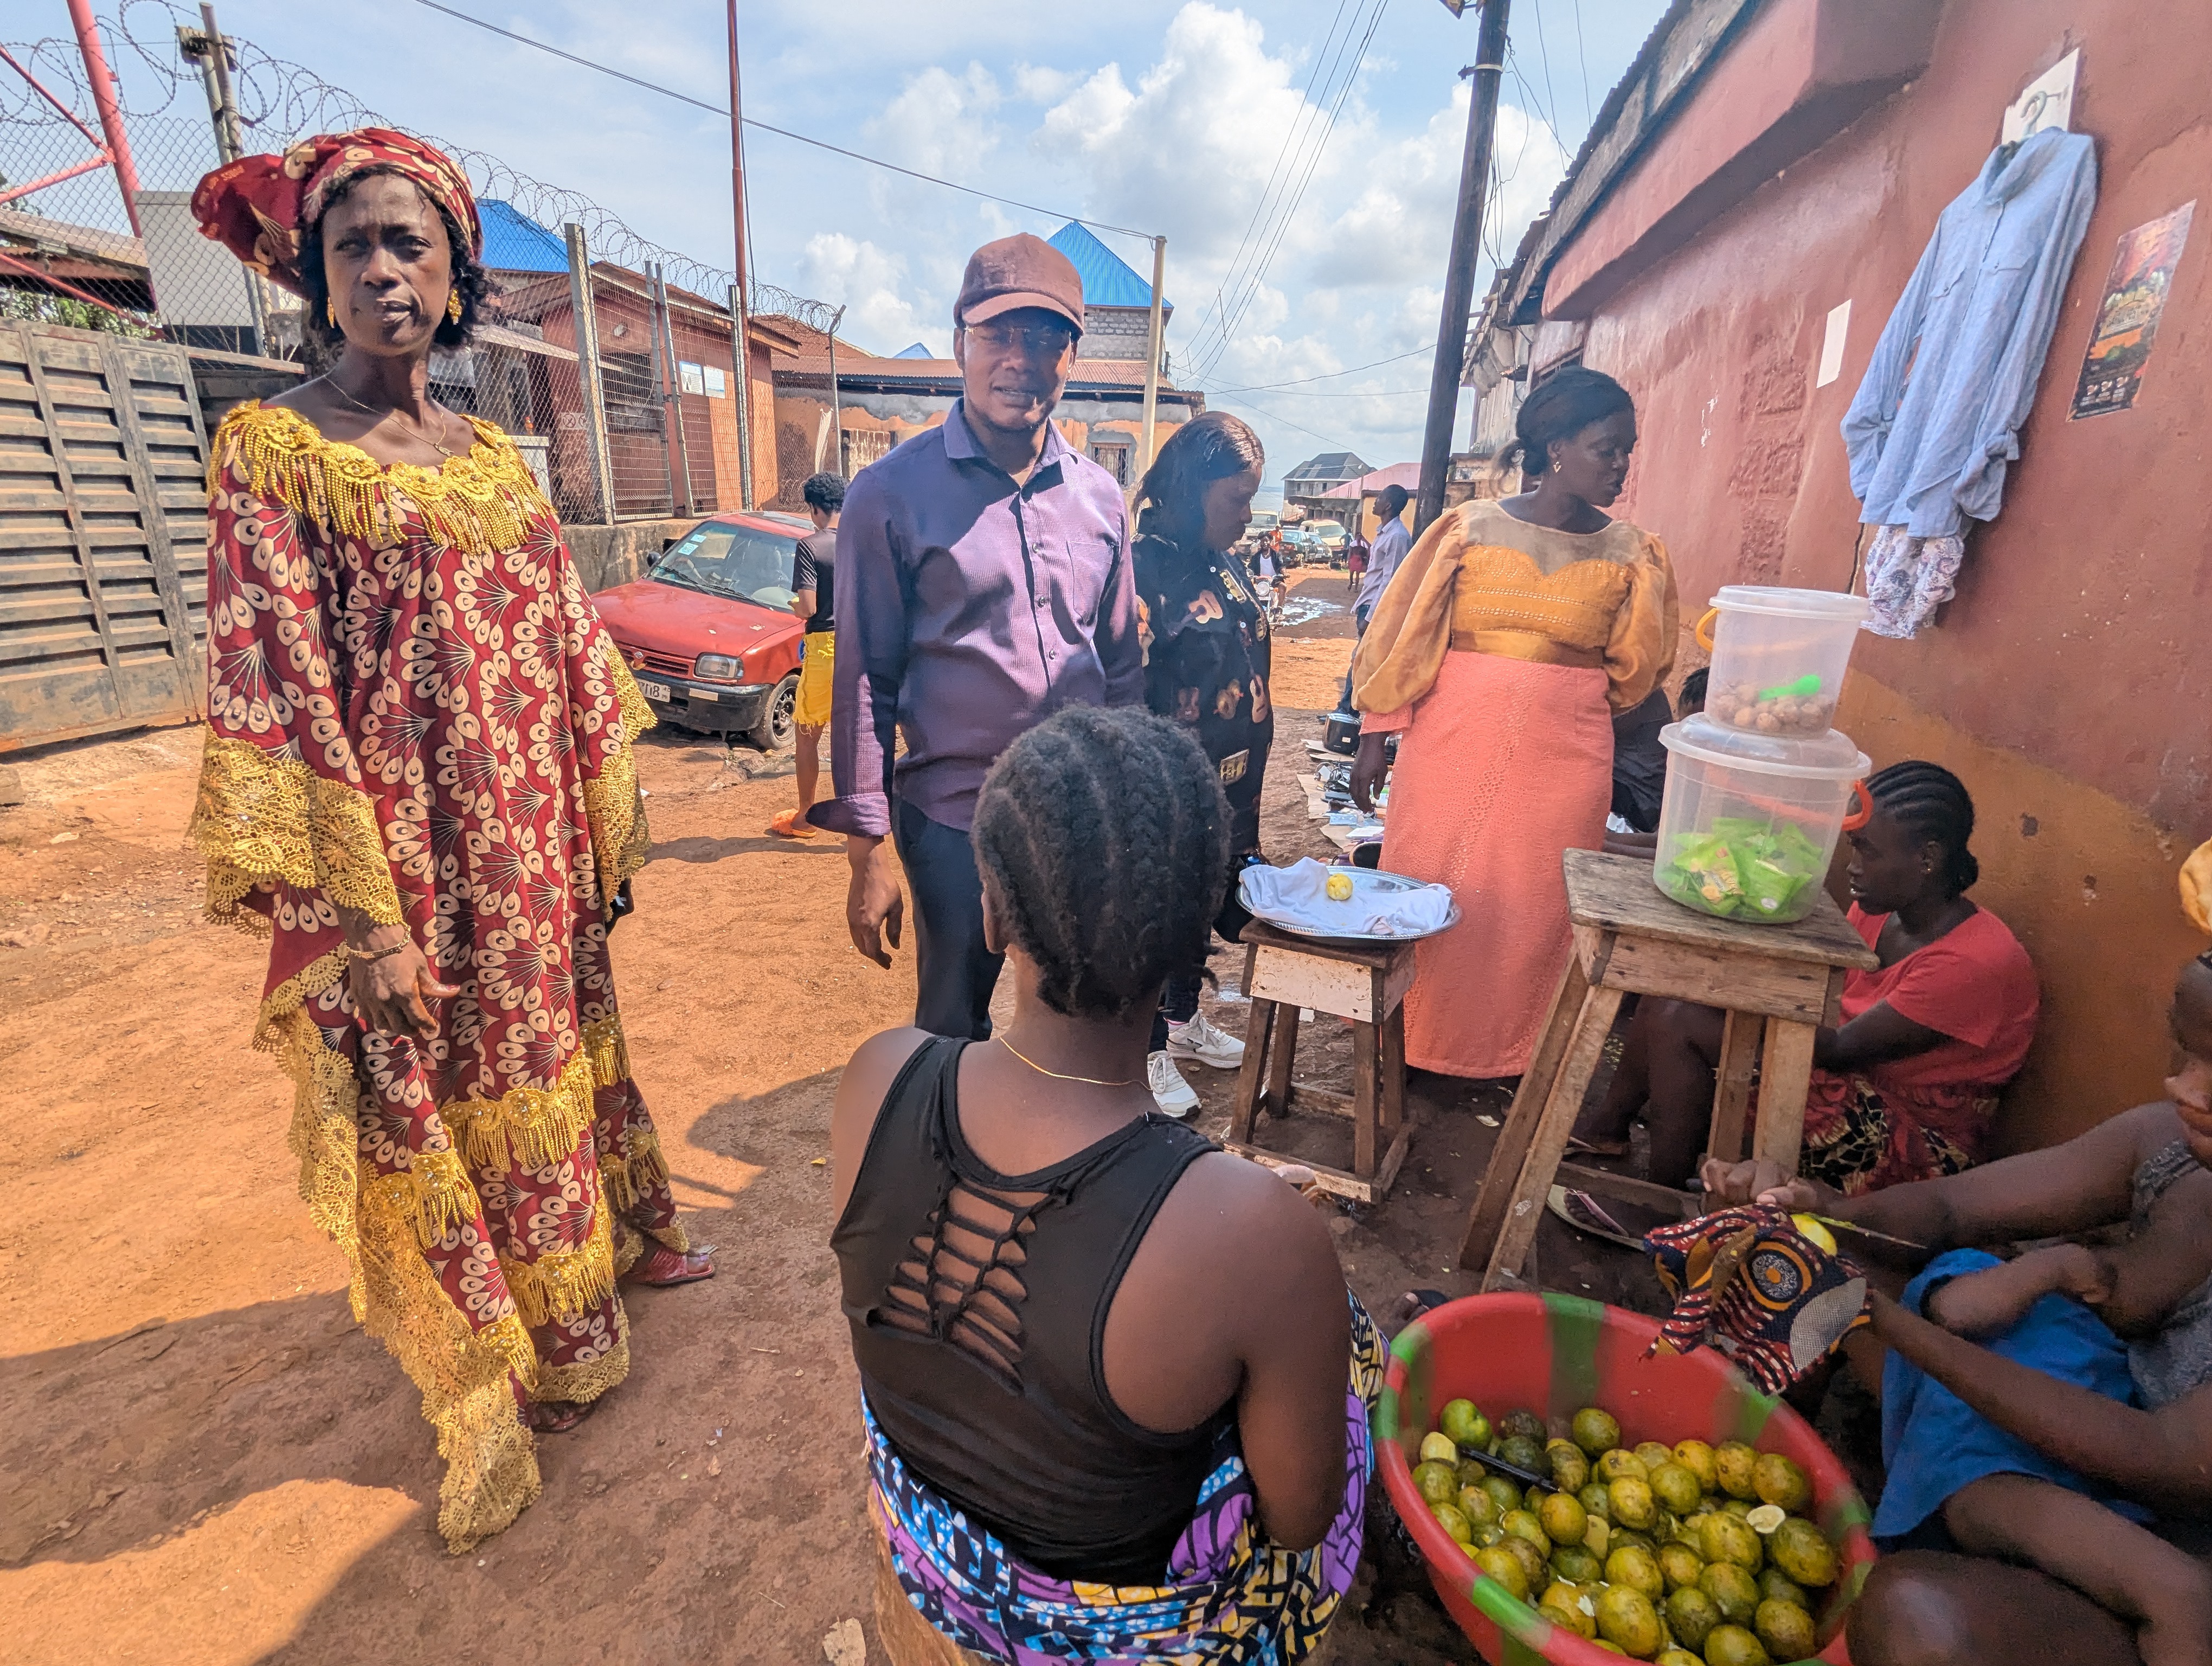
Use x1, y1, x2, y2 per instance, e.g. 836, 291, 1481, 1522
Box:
1467, 0, 2211, 1152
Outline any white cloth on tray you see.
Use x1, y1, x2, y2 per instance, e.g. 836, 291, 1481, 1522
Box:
1239, 857, 1454, 937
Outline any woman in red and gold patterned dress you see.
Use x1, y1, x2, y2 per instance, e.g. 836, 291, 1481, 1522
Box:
187, 130, 712, 1552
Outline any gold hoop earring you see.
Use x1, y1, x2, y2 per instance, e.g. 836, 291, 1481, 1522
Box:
446, 291, 462, 324
325, 297, 336, 327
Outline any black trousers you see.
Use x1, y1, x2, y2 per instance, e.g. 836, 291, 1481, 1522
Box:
1148, 854, 1263, 1052
893, 797, 1004, 1041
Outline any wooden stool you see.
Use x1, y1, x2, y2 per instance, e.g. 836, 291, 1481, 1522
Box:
1225, 920, 1417, 1203
1458, 849, 1879, 1289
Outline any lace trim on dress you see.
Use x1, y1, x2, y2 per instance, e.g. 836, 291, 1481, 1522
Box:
207, 400, 552, 559
191, 734, 406, 927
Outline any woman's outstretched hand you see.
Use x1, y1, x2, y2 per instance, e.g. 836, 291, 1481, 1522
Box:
1349, 731, 1389, 815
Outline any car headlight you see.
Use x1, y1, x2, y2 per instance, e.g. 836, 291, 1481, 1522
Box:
693, 653, 741, 682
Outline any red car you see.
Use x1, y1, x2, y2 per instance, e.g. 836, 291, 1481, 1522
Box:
592, 511, 814, 748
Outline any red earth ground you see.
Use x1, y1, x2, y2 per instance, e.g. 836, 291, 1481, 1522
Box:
2, 569, 1654, 1664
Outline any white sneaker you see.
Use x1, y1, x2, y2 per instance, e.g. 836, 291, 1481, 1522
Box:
1147, 1051, 1200, 1119
1167, 1010, 1245, 1070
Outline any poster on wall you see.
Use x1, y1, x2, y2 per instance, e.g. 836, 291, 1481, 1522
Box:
2070, 202, 2196, 420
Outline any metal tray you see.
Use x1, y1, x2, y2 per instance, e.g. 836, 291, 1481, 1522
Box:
1239, 866, 1462, 944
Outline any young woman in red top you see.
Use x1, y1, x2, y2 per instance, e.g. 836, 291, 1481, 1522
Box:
1577, 761, 2040, 1191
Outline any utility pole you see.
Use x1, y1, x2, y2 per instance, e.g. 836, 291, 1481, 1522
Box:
726, 0, 755, 508
565, 223, 616, 523
824, 303, 846, 477
180, 5, 269, 354
1413, 0, 1510, 535
65, 0, 143, 236
1138, 234, 1166, 491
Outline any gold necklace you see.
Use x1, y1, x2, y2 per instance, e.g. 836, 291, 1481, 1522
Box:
996, 1035, 1135, 1087
320, 374, 461, 459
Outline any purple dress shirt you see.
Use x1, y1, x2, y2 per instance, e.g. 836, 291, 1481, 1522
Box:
809, 401, 1143, 837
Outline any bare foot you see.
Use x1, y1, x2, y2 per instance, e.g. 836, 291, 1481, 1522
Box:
526, 1399, 591, 1433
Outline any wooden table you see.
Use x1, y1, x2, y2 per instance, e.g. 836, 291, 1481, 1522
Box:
1225, 920, 1416, 1204
1457, 849, 1879, 1288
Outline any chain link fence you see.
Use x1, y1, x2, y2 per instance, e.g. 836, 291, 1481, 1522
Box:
2, 0, 821, 525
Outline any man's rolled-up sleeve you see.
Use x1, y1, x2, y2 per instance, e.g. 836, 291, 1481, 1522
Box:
807, 475, 903, 837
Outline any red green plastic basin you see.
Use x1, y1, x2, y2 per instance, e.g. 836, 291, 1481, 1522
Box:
1375, 1291, 1875, 1665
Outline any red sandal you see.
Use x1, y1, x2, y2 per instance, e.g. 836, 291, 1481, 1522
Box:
622, 1242, 717, 1288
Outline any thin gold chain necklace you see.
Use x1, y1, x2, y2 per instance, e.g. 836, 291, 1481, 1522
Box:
996, 1035, 1134, 1088
320, 374, 460, 459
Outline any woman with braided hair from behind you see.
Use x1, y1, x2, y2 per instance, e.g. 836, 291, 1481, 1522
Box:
1575, 760, 2040, 1193
829, 706, 1385, 1664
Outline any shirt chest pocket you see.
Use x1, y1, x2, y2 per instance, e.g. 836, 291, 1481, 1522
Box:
1058, 535, 1113, 629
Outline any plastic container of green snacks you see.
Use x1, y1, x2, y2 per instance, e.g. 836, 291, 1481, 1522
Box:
1652, 719, 1868, 925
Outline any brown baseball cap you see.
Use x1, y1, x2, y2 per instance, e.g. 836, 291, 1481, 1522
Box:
955, 233, 1085, 335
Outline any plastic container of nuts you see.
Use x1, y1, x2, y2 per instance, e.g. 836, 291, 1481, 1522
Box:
1696, 586, 1869, 737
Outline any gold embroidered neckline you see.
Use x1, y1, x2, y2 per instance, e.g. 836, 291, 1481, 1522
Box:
246, 398, 506, 483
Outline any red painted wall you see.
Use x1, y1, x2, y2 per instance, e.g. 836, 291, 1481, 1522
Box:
1567, 0, 2212, 1147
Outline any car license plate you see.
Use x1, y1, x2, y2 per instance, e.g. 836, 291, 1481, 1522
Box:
635, 678, 671, 703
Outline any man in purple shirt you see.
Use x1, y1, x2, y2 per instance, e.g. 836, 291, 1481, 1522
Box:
808, 234, 1144, 1039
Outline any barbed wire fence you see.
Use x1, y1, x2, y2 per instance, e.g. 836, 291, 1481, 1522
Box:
1, 0, 831, 520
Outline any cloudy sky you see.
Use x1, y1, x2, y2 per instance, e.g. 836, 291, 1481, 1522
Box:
47, 0, 1670, 494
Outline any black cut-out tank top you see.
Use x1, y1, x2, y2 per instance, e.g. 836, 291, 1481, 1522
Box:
831, 1035, 1229, 1583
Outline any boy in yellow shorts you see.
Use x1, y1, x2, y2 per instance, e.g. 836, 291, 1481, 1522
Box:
769, 470, 844, 838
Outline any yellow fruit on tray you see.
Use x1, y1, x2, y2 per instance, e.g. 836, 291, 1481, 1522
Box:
1700, 1561, 1762, 1626
1326, 870, 1355, 902
1580, 1482, 1615, 1521
1758, 1568, 1809, 1609
1744, 1504, 1787, 1536
1502, 1508, 1552, 1561
1458, 1485, 1500, 1532
1752, 1452, 1812, 1513
1598, 1448, 1651, 1485
1663, 1586, 1721, 1652
1440, 1398, 1490, 1450
1754, 1597, 1817, 1661
1572, 1406, 1623, 1456
1714, 1441, 1760, 1500
1672, 1439, 1720, 1492
1702, 1511, 1764, 1573
1594, 1585, 1663, 1658
1581, 1515, 1611, 1559
1541, 1599, 1598, 1642
1657, 1541, 1706, 1592
1414, 1459, 1458, 1504
1650, 1462, 1705, 1516
1540, 1490, 1589, 1548
1500, 1531, 1552, 1593
1481, 1475, 1526, 1519
1430, 1501, 1473, 1544
1419, 1431, 1459, 1465
1472, 1543, 1529, 1602
1702, 1623, 1773, 1666
1548, 1438, 1593, 1493
1605, 1543, 1666, 1602
1609, 1476, 1658, 1530
1551, 1545, 1603, 1585
1656, 1652, 1704, 1666
1635, 1441, 1676, 1473
1768, 1516, 1840, 1589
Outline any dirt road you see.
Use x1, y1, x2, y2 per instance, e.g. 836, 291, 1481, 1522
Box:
7, 569, 1632, 1664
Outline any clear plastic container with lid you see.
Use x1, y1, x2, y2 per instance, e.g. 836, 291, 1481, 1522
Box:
1653, 716, 1870, 924
1696, 586, 1870, 738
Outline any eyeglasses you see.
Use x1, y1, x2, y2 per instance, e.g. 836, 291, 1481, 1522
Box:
963, 320, 1076, 355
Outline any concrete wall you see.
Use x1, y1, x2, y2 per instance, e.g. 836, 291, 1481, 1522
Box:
567, 516, 702, 594
1563, 0, 2211, 1151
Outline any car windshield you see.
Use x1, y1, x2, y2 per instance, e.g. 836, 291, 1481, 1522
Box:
1307, 521, 1344, 539
649, 522, 798, 609
1250, 512, 1278, 529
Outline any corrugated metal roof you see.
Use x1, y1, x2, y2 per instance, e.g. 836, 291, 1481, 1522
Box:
1319, 461, 1420, 499
480, 199, 568, 275
1047, 221, 1168, 312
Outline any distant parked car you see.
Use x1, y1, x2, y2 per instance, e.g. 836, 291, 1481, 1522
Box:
1304, 519, 1348, 554
592, 512, 815, 749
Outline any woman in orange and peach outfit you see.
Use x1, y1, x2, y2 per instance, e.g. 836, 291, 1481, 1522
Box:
1349, 368, 1676, 1078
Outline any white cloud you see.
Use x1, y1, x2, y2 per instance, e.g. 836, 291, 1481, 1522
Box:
798, 233, 942, 355
866, 64, 1005, 183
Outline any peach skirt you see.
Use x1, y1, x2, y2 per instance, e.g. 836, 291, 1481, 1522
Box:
1377, 651, 1612, 1078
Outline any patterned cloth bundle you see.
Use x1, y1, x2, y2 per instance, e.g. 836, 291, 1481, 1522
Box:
1644, 1206, 1870, 1394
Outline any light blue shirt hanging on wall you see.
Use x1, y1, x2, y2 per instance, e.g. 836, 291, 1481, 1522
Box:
1842, 127, 2098, 539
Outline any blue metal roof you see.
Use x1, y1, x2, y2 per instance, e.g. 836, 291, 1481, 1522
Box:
1047, 221, 1169, 313
892, 341, 934, 358
480, 199, 569, 275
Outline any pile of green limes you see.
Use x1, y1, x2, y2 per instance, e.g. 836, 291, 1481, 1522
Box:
1410, 1399, 1842, 1665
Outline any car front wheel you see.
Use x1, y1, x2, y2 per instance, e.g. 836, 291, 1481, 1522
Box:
748, 672, 799, 751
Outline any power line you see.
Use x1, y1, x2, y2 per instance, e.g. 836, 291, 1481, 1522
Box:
408, 0, 1158, 245
1190, 0, 1392, 382
1570, 0, 1594, 130
1205, 390, 1359, 453
1529, 0, 1564, 155
1204, 345, 1432, 394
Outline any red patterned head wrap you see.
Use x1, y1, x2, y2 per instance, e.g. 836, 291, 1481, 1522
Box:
190, 127, 481, 295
